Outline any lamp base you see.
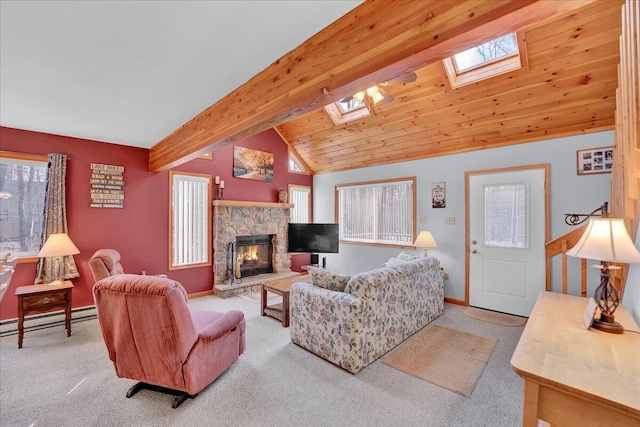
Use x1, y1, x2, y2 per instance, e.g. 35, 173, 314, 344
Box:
592, 314, 624, 334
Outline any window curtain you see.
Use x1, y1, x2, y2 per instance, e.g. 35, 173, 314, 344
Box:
35, 154, 79, 284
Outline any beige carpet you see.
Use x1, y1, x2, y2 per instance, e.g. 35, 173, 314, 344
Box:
238, 290, 281, 304
382, 324, 497, 397
464, 307, 528, 326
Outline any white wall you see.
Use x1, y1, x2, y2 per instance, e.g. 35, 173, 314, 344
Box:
314, 131, 613, 302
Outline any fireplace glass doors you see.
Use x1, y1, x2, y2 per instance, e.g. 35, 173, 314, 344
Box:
234, 235, 273, 278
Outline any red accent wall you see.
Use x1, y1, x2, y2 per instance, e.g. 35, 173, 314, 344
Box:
0, 126, 312, 320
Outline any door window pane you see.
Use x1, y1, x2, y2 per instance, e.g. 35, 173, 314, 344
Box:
483, 183, 527, 248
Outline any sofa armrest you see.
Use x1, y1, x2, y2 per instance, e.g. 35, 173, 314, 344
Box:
196, 310, 244, 342
290, 282, 366, 373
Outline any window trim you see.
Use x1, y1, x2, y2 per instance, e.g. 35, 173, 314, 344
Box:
288, 184, 312, 223
443, 31, 528, 88
168, 171, 212, 270
324, 99, 371, 125
335, 176, 417, 249
288, 149, 310, 175
0, 150, 48, 263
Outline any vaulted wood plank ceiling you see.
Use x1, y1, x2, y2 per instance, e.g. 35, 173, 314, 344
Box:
149, 0, 596, 172
277, 1, 622, 174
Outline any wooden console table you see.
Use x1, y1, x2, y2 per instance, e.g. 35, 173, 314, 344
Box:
15, 281, 73, 348
511, 292, 640, 426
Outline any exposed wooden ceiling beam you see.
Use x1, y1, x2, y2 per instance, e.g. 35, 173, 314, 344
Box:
149, 0, 595, 172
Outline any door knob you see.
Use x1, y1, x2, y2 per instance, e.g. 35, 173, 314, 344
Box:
472, 250, 477, 254
472, 240, 477, 245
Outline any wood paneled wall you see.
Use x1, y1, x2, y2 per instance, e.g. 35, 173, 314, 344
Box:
612, 0, 640, 297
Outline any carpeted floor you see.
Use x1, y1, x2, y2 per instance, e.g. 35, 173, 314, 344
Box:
0, 297, 525, 426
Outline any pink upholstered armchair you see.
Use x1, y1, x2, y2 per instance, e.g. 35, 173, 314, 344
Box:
93, 274, 246, 408
89, 249, 166, 283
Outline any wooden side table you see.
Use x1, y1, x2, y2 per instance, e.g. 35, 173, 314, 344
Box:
261, 273, 309, 327
15, 281, 73, 348
511, 292, 640, 426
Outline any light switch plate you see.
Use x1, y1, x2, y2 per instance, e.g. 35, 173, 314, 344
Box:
445, 217, 455, 225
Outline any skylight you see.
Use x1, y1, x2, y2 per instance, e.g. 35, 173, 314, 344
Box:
453, 33, 518, 72
337, 97, 365, 114
324, 96, 371, 125
443, 31, 527, 88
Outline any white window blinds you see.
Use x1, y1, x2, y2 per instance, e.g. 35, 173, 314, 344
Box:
170, 172, 211, 268
337, 178, 415, 246
289, 185, 311, 223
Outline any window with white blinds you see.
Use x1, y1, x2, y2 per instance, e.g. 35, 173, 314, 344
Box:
337, 177, 416, 246
289, 185, 311, 223
169, 172, 211, 269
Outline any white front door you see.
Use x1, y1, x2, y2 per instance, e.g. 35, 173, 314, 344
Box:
467, 166, 548, 317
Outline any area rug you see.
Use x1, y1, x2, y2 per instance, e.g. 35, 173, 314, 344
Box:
238, 291, 281, 304
382, 324, 497, 397
463, 307, 527, 327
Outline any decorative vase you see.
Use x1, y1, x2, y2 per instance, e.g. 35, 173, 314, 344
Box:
278, 189, 288, 203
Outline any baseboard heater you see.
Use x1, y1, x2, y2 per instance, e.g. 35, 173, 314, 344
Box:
0, 305, 97, 337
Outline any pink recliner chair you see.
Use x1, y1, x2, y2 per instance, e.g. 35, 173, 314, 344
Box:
93, 274, 246, 408
89, 249, 167, 283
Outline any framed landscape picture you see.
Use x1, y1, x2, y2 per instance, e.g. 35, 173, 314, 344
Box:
233, 146, 274, 182
576, 146, 613, 175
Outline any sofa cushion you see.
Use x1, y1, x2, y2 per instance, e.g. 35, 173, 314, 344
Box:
385, 251, 419, 267
307, 266, 350, 292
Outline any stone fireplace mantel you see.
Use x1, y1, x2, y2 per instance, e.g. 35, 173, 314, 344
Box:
212, 200, 294, 295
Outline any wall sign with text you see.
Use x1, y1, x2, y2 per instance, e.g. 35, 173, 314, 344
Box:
90, 163, 125, 208
432, 182, 446, 208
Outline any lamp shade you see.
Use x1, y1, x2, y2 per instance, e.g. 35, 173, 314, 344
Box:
414, 231, 438, 248
37, 233, 80, 258
566, 218, 640, 263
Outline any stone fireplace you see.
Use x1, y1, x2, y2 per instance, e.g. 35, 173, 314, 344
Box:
212, 200, 294, 296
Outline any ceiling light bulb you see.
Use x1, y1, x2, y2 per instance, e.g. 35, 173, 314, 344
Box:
366, 86, 379, 97
372, 92, 385, 105
353, 91, 365, 103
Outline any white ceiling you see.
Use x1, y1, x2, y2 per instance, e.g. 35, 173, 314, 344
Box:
0, 1, 361, 148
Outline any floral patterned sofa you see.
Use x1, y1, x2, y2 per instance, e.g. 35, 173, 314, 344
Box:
290, 256, 444, 374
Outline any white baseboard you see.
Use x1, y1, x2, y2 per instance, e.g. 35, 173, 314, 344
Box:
0, 305, 97, 336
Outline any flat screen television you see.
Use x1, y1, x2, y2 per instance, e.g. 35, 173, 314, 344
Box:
288, 223, 339, 254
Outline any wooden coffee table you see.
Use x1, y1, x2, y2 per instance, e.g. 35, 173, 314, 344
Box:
261, 273, 309, 327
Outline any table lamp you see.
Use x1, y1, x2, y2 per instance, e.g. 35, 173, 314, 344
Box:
566, 218, 640, 333
37, 233, 80, 285
413, 231, 438, 257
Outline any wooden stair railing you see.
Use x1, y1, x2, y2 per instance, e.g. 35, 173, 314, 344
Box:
545, 225, 588, 296
546, 225, 629, 297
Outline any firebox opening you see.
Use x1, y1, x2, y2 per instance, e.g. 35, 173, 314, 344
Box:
235, 235, 273, 278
